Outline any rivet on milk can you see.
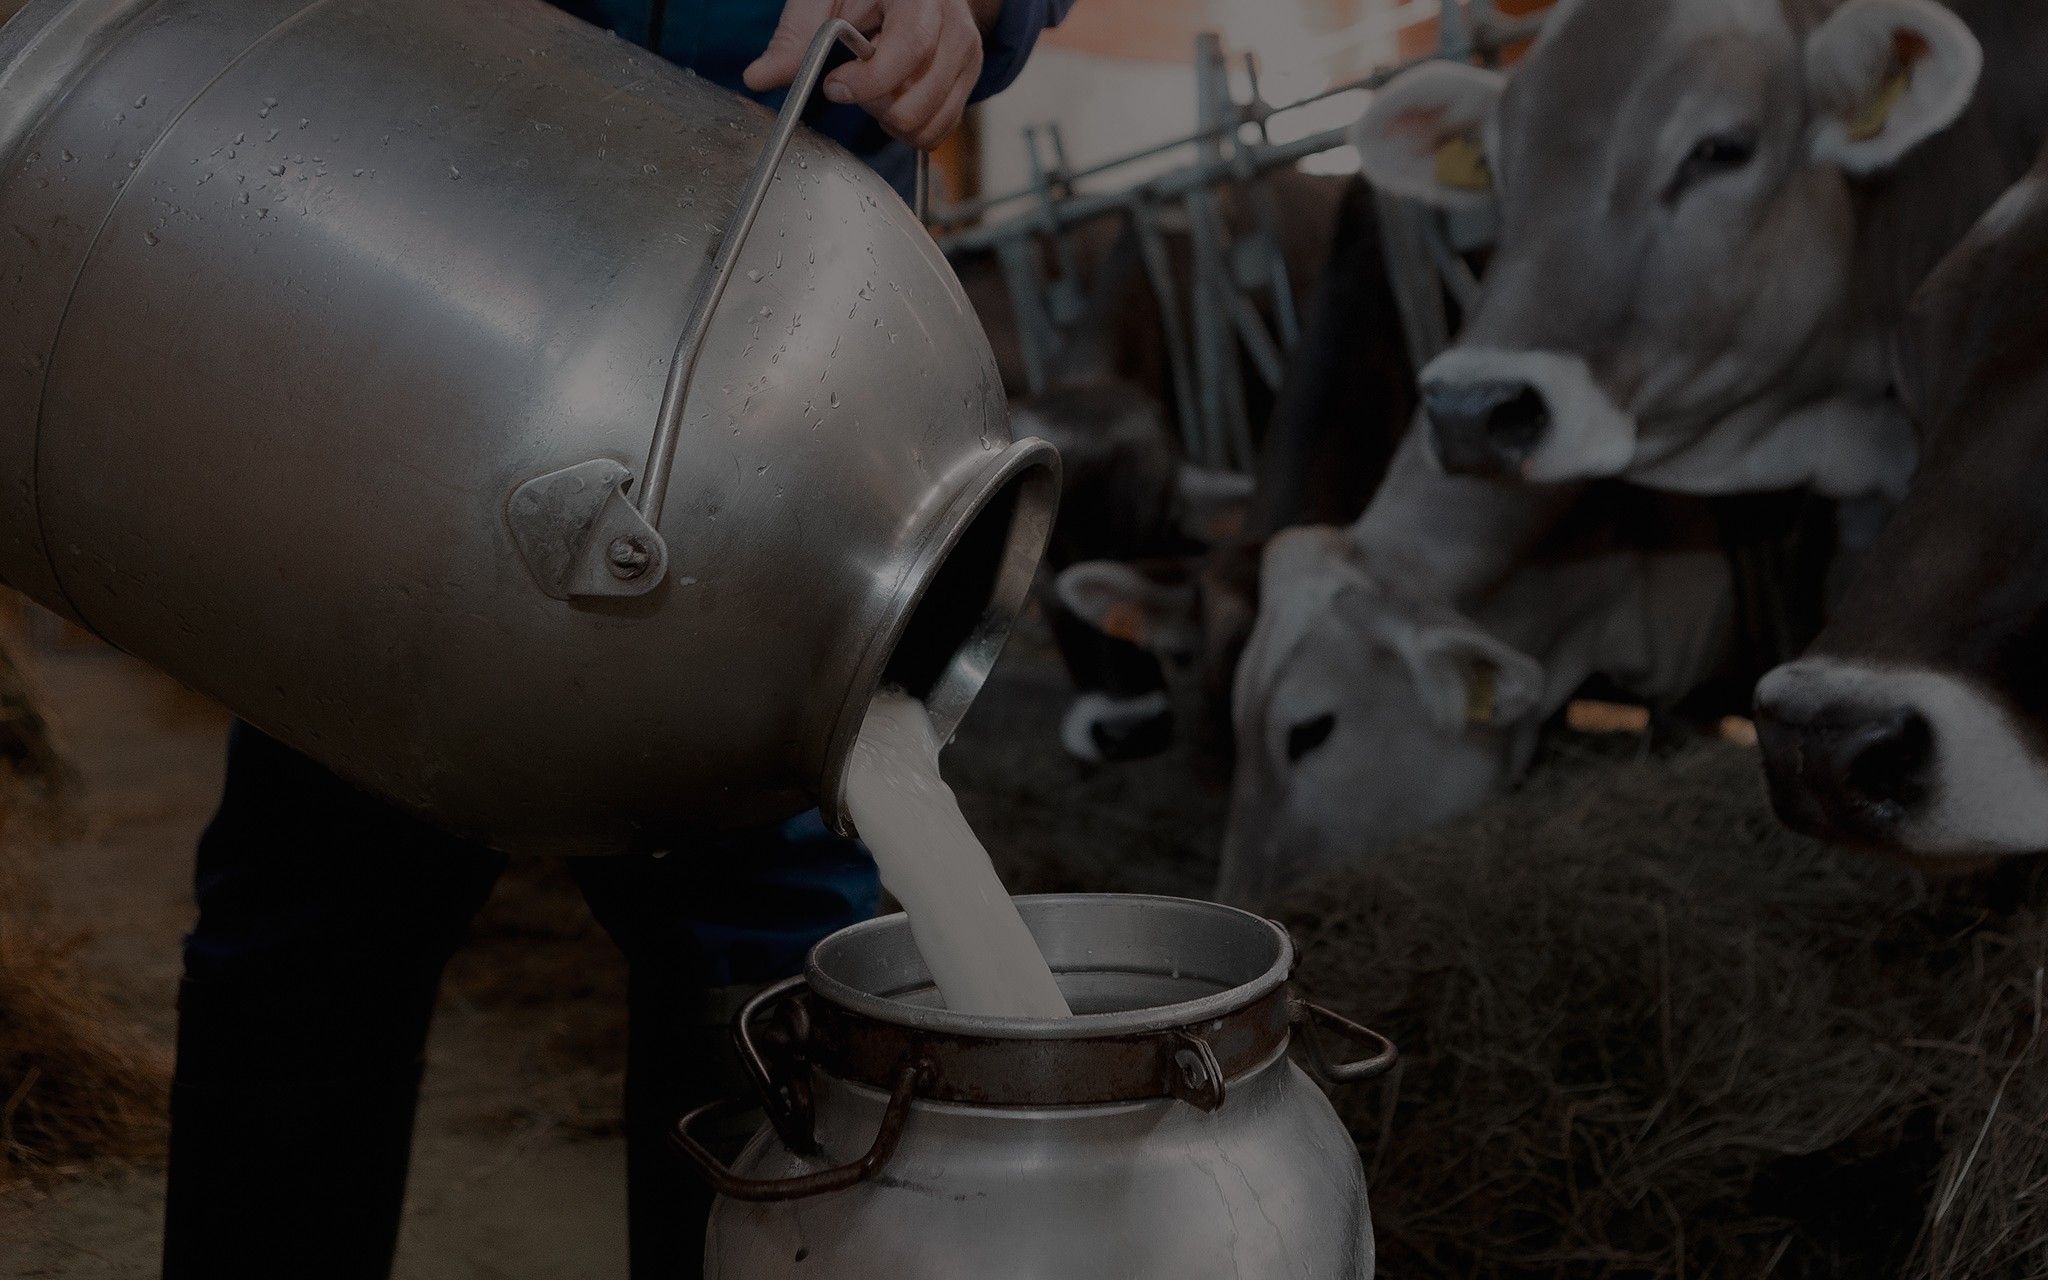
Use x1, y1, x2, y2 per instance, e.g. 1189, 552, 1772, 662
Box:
678, 894, 1398, 1279
0, 0, 1058, 855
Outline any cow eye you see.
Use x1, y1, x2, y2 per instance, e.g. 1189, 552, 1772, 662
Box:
1285, 713, 1337, 763
1669, 130, 1758, 200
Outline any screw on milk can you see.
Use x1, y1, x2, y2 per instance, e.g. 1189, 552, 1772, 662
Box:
679, 895, 1396, 1278
0, 0, 1056, 854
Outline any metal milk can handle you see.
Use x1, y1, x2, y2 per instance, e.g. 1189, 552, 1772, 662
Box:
673, 974, 933, 1203
637, 18, 878, 532
1290, 996, 1399, 1084
506, 19, 887, 601
732, 974, 823, 1153
673, 1061, 928, 1204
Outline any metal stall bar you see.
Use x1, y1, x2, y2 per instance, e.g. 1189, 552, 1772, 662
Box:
941, 5, 1550, 471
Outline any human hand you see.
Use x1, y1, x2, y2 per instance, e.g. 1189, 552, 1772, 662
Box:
743, 0, 989, 151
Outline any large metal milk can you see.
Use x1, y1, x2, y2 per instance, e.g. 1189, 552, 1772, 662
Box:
681, 895, 1396, 1278
0, 0, 1056, 853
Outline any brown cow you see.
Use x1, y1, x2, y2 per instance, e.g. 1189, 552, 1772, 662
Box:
1757, 151, 2048, 856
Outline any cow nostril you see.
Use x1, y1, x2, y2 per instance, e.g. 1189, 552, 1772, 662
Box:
1838, 708, 1933, 809
1755, 685, 1935, 843
1485, 386, 1550, 455
1423, 379, 1550, 474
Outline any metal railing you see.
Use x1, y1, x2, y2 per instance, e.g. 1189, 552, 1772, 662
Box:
939, 0, 1546, 470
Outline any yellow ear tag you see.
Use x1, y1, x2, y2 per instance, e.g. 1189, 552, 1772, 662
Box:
1464, 661, 1498, 726
1847, 69, 1912, 143
1434, 135, 1492, 193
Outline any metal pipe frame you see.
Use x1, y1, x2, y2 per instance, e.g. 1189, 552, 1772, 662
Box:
940, 5, 1546, 471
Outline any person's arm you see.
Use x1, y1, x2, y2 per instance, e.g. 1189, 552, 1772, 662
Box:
968, 0, 1073, 103
745, 0, 1073, 150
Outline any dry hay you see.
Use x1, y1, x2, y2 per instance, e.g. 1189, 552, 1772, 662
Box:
0, 906, 169, 1186
0, 635, 166, 1186
0, 842, 167, 1185
1284, 739, 2048, 1280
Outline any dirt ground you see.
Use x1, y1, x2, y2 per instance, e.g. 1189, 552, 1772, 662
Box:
0, 629, 635, 1277
0, 610, 1213, 1278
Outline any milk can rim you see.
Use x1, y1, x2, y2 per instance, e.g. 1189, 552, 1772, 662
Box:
804, 892, 1297, 1041
817, 437, 1061, 834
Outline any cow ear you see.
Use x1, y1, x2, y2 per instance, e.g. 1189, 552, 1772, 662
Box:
1806, 0, 1982, 176
1055, 560, 1200, 657
1353, 61, 1505, 210
1386, 613, 1547, 734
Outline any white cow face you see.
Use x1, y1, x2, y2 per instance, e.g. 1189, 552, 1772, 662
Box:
1355, 0, 1983, 489
1218, 528, 1545, 909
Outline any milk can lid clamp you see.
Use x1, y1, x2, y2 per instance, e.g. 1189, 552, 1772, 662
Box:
788, 897, 1399, 1107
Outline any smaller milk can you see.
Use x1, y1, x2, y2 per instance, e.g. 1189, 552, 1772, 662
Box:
679, 894, 1396, 1279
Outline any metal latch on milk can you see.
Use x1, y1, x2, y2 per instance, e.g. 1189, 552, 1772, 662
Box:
505, 19, 932, 602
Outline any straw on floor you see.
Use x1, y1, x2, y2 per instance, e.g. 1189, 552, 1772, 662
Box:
0, 641, 167, 1187
1284, 740, 2047, 1280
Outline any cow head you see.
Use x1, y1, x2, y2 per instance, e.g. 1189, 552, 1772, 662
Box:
1017, 379, 1258, 763
1053, 551, 1258, 760
1355, 0, 1983, 487
1756, 161, 2048, 859
1218, 528, 1546, 909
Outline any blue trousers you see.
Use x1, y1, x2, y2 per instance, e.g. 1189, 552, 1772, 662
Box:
162, 725, 877, 1279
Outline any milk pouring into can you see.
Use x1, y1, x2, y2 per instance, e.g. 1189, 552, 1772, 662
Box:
847, 690, 1070, 1019
690, 892, 1396, 1278
692, 711, 1392, 1280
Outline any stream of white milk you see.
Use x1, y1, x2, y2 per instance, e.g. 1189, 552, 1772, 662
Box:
847, 690, 1072, 1019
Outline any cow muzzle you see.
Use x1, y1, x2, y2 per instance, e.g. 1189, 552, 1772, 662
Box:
1755, 664, 1933, 847
1416, 348, 1636, 482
